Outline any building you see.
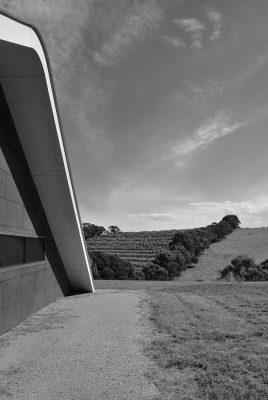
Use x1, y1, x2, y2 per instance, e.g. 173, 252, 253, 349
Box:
0, 11, 94, 335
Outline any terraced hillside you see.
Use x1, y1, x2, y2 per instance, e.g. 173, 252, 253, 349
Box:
86, 230, 179, 268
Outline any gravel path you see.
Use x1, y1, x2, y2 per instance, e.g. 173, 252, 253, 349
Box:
0, 290, 158, 400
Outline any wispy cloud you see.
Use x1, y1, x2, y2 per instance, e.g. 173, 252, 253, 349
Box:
185, 80, 224, 105
93, 0, 162, 66
190, 199, 268, 216
157, 196, 268, 229
236, 52, 268, 88
127, 212, 178, 221
126, 193, 268, 229
172, 111, 242, 158
188, 196, 268, 227
173, 18, 205, 49
161, 35, 186, 49
206, 8, 223, 40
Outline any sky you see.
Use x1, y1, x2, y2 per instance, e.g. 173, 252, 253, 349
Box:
1, 0, 268, 231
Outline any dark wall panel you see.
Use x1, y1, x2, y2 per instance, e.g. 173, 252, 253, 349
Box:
0, 235, 45, 268
0, 235, 24, 267
25, 237, 45, 264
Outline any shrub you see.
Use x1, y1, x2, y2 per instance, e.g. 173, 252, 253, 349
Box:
83, 223, 107, 239
221, 215, 241, 229
153, 250, 182, 278
220, 255, 268, 281
101, 267, 115, 279
213, 220, 233, 239
133, 269, 145, 280
190, 229, 212, 255
173, 252, 187, 271
108, 225, 121, 234
143, 263, 169, 280
260, 259, 268, 270
169, 231, 196, 254
202, 225, 217, 243
90, 251, 135, 280
172, 245, 192, 264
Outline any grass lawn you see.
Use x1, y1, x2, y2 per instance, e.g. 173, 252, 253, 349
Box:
95, 229, 268, 399
143, 282, 268, 400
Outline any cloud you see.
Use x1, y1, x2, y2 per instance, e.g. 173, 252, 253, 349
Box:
190, 199, 268, 216
93, 0, 162, 66
127, 212, 178, 221
234, 52, 268, 90
188, 196, 268, 227
185, 80, 224, 105
172, 111, 242, 158
126, 194, 268, 229
161, 35, 186, 49
173, 18, 205, 49
206, 8, 223, 40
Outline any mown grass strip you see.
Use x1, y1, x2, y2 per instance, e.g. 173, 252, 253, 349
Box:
143, 284, 268, 400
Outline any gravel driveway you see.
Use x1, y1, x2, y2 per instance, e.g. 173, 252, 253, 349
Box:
0, 290, 158, 400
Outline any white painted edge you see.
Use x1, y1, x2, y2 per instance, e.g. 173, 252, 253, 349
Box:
0, 13, 95, 292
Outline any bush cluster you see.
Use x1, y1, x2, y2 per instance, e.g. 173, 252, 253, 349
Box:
220, 256, 268, 281
83, 223, 107, 239
90, 251, 135, 280
146, 215, 240, 280
83, 223, 121, 239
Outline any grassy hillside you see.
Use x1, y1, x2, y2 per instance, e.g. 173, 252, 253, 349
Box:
180, 227, 268, 282
87, 229, 179, 268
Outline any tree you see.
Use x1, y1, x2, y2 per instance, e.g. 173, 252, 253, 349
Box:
213, 220, 233, 239
169, 231, 196, 254
153, 250, 182, 278
83, 223, 107, 239
89, 251, 135, 280
219, 255, 267, 281
108, 225, 121, 234
221, 215, 241, 229
143, 263, 169, 280
101, 267, 115, 280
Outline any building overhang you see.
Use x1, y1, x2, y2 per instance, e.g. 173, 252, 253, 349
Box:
0, 11, 94, 292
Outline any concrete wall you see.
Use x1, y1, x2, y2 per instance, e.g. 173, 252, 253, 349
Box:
0, 261, 62, 335
0, 148, 39, 237
0, 83, 71, 335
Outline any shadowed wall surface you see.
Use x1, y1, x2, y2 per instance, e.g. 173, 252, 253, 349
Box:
0, 85, 71, 335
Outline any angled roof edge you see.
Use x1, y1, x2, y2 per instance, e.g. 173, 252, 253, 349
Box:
0, 10, 94, 292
